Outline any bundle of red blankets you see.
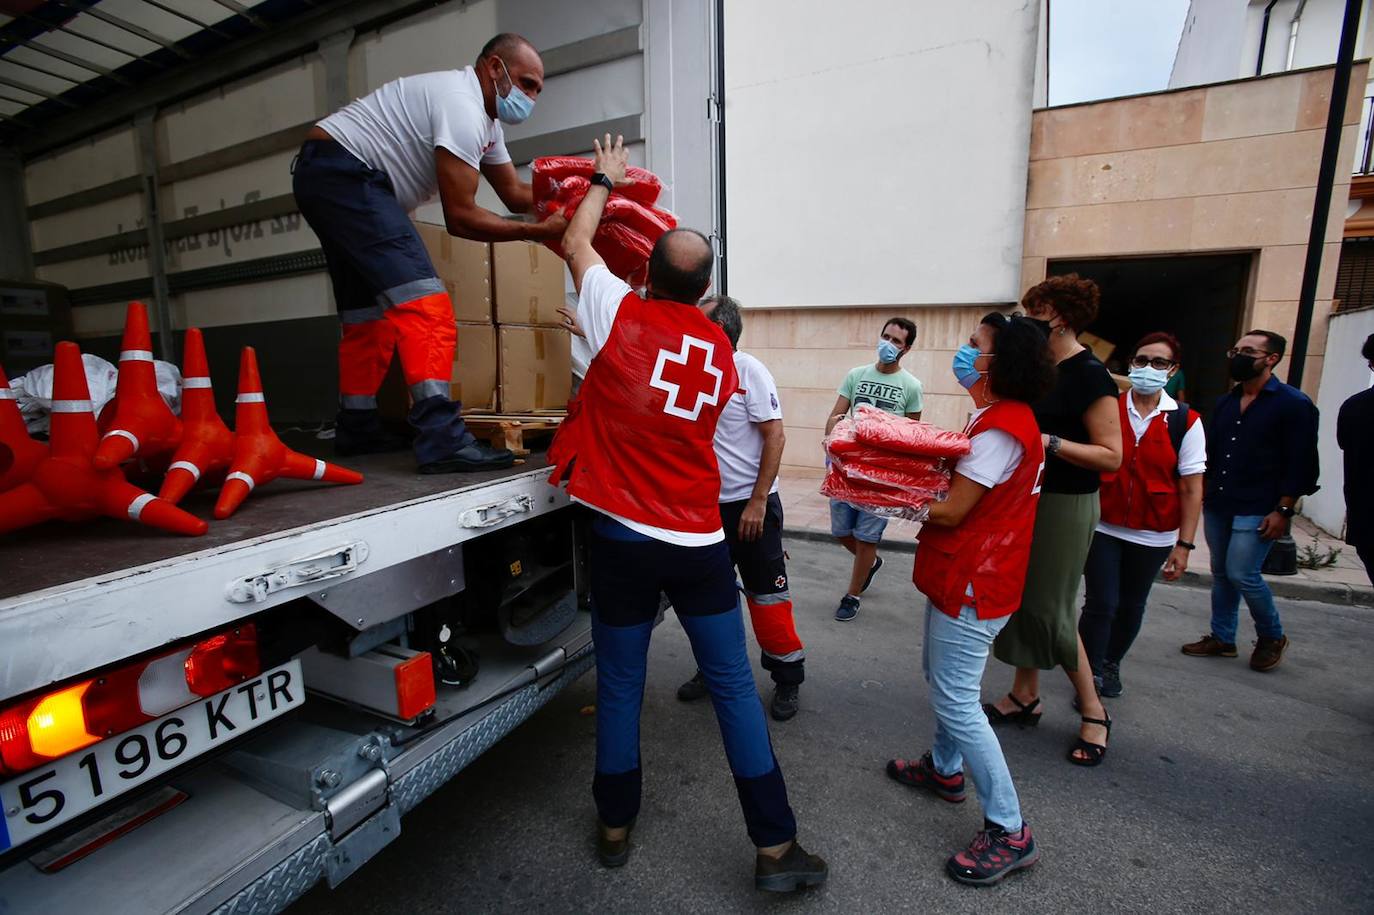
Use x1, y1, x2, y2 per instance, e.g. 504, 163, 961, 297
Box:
531, 156, 677, 286
821, 404, 972, 520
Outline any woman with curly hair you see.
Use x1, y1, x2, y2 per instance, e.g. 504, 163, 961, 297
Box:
887, 313, 1055, 885
985, 274, 1123, 767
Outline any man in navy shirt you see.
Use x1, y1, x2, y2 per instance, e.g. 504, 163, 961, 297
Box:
1182, 330, 1318, 672
1337, 333, 1374, 585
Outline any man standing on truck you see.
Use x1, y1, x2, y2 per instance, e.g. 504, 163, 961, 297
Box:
293, 33, 566, 473
548, 134, 827, 892
675, 295, 807, 722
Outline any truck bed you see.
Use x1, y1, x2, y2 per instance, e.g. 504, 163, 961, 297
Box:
0, 443, 567, 700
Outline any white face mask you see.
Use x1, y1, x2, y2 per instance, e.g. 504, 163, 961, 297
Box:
1128, 365, 1170, 394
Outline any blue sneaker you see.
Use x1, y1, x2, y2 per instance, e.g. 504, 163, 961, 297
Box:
834, 595, 860, 622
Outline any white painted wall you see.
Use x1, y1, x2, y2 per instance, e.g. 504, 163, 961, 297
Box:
1304, 305, 1374, 535
1171, 0, 1251, 88
723, 0, 1040, 308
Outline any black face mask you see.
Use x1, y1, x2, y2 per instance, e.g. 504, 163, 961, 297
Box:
1025, 318, 1053, 339
1228, 352, 1264, 382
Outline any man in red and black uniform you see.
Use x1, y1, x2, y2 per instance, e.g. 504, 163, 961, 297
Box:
548, 134, 825, 892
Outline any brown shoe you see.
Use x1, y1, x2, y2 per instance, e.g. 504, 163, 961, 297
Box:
597, 818, 634, 867
755, 840, 828, 892
1250, 635, 1289, 672
1181, 634, 1237, 657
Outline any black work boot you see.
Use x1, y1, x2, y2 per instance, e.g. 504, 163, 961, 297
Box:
334, 408, 410, 456
596, 818, 635, 868
770, 683, 800, 721
755, 840, 828, 892
418, 441, 516, 473
677, 670, 707, 702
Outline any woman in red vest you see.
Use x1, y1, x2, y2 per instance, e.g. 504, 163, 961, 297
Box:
886, 312, 1054, 886
1080, 332, 1205, 697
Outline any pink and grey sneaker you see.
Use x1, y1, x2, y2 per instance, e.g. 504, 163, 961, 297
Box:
946, 821, 1039, 886
885, 752, 966, 803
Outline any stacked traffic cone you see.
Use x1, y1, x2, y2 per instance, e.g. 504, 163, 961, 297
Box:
0, 342, 208, 537
0, 363, 47, 492
94, 302, 182, 470
159, 328, 233, 505
214, 347, 362, 520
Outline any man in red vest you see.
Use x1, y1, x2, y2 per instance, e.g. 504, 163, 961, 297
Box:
548, 134, 826, 893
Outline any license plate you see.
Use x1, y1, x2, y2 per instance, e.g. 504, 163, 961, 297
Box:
0, 660, 303, 852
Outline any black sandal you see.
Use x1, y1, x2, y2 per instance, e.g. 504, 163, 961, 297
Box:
1068, 714, 1112, 767
982, 694, 1042, 727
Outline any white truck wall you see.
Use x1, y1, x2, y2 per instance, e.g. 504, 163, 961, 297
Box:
1305, 306, 1374, 536
722, 0, 1041, 307
1170, 0, 1251, 88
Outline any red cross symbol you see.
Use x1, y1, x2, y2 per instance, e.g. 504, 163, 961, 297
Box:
649, 335, 724, 420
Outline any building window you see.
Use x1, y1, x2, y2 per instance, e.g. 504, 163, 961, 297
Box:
1334, 237, 1374, 313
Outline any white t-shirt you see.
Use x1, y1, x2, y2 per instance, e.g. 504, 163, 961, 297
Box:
715, 352, 783, 503
568, 266, 725, 547
952, 407, 1024, 489
319, 68, 511, 212
1096, 391, 1208, 548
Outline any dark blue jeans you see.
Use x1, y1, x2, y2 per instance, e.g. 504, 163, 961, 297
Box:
1205, 510, 1283, 644
588, 516, 796, 847
1079, 531, 1172, 675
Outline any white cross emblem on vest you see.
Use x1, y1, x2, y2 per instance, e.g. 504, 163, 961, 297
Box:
649, 335, 724, 421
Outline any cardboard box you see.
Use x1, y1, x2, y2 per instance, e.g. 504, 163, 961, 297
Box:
413, 221, 493, 323
1078, 331, 1118, 365
493, 242, 567, 326
451, 322, 498, 412
498, 325, 571, 413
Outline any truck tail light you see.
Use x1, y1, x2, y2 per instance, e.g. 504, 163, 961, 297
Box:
0, 624, 261, 777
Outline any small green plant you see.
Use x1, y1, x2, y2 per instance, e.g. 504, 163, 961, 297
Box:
1296, 539, 1341, 570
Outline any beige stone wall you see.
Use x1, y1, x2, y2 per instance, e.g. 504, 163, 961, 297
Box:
1023, 63, 1368, 394
745, 64, 1365, 470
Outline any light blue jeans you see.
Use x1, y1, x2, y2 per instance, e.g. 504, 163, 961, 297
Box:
1204, 510, 1284, 645
922, 600, 1022, 831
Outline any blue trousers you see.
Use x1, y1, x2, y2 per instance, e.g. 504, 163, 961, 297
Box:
589, 516, 796, 847
1205, 510, 1284, 644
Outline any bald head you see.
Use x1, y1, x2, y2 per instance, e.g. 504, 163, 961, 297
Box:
647, 229, 714, 304
477, 33, 544, 107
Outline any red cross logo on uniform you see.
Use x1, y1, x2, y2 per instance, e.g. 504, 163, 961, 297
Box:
649, 335, 723, 421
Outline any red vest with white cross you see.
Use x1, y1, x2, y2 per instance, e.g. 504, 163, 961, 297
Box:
912, 400, 1045, 620
547, 290, 739, 534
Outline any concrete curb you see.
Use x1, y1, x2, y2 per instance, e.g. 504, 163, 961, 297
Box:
781, 526, 1374, 608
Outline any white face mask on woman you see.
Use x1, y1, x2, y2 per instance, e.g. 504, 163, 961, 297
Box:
1127, 365, 1170, 394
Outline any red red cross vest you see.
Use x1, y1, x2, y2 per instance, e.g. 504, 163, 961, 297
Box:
547, 290, 738, 535
1098, 393, 1199, 532
912, 400, 1045, 620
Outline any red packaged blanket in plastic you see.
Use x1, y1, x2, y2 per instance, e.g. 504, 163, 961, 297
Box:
531, 156, 662, 209
832, 454, 952, 494
593, 222, 655, 287
851, 404, 971, 458
820, 465, 938, 519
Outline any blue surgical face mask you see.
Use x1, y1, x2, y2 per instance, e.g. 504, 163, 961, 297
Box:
1128, 365, 1170, 394
952, 344, 983, 390
877, 339, 901, 365
494, 58, 535, 125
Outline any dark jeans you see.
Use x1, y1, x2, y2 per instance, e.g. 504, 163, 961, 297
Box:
1079, 531, 1172, 674
1355, 541, 1373, 588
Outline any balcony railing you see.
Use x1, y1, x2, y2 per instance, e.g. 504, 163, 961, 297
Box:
1358, 95, 1374, 174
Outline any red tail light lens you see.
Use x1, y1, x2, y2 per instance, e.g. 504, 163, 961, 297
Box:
184, 626, 260, 696
0, 624, 262, 777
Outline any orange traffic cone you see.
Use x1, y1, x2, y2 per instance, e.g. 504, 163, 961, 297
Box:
0, 363, 47, 492
94, 302, 182, 470
0, 342, 208, 537
159, 328, 233, 505
214, 347, 362, 520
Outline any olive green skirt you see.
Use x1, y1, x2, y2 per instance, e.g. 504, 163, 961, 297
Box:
992, 490, 1099, 671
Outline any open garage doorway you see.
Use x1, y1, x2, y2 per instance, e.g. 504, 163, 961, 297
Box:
1048, 254, 1253, 417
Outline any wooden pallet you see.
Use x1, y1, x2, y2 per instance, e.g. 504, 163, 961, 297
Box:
462, 412, 566, 456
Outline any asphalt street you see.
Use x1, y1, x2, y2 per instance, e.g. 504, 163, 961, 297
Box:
289, 537, 1374, 914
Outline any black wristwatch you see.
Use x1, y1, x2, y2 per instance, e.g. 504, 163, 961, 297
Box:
1176, 539, 1196, 551
590, 172, 615, 192
1275, 505, 1295, 519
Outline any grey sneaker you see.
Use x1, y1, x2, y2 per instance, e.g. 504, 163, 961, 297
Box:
834, 595, 860, 622
755, 840, 828, 892
1099, 661, 1122, 698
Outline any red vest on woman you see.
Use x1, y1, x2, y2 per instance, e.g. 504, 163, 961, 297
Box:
1098, 393, 1199, 532
912, 400, 1045, 620
547, 291, 738, 535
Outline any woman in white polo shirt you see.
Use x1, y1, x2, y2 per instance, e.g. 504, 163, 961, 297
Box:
1079, 332, 1206, 699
